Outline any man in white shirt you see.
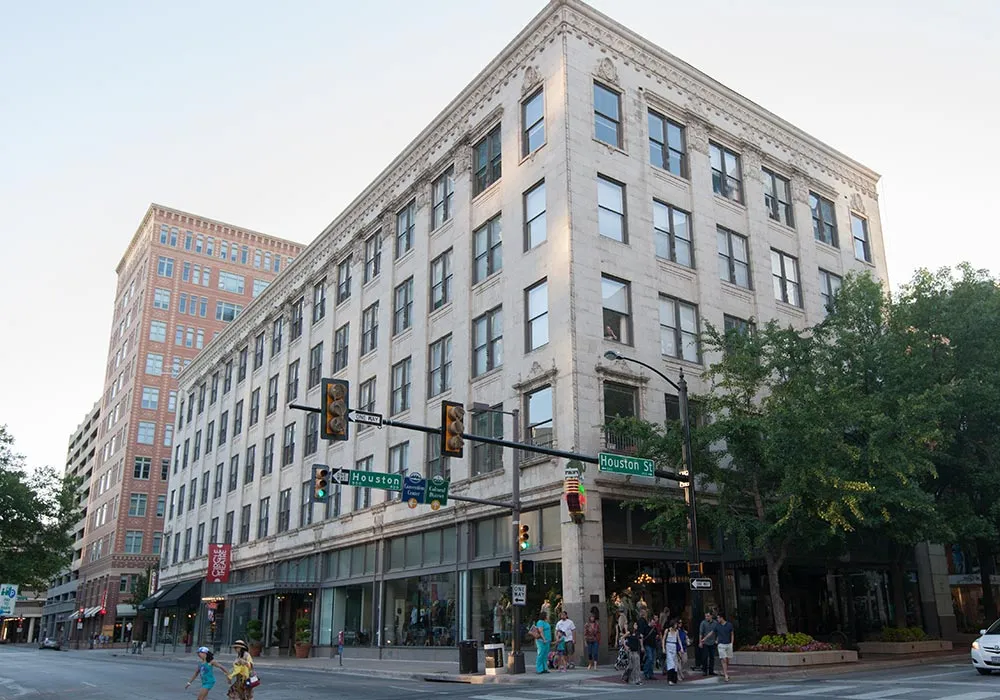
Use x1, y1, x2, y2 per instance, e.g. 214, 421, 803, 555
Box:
555, 610, 577, 669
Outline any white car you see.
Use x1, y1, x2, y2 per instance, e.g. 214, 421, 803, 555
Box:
971, 622, 1000, 674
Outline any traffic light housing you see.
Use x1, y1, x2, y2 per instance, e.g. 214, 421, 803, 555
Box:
321, 379, 349, 441
519, 524, 530, 551
312, 464, 330, 503
565, 474, 586, 523
441, 401, 465, 458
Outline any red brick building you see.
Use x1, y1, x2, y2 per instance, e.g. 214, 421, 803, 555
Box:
75, 204, 302, 641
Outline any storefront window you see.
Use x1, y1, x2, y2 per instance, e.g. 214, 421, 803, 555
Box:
442, 526, 457, 564
334, 583, 374, 646
471, 566, 512, 645
602, 499, 629, 544
319, 588, 334, 646
383, 573, 457, 647
540, 505, 559, 548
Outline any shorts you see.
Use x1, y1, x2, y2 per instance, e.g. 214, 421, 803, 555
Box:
718, 643, 734, 659
565, 640, 575, 657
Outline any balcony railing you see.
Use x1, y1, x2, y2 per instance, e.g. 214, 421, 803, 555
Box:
600, 426, 641, 456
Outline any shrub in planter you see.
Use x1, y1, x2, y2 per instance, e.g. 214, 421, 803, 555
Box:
294, 616, 312, 659
875, 626, 928, 643
246, 620, 264, 657
744, 633, 837, 652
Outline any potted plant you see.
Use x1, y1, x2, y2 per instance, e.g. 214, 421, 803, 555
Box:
246, 620, 263, 658
294, 616, 312, 659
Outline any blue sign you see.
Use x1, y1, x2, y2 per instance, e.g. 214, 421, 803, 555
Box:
401, 472, 426, 507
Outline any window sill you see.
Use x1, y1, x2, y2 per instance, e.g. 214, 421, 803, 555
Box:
362, 275, 380, 291
713, 194, 747, 213
472, 273, 502, 296
659, 354, 703, 372
392, 327, 414, 344
815, 239, 841, 254
518, 141, 546, 166
430, 218, 454, 239
520, 453, 553, 468
649, 165, 690, 189
775, 300, 805, 316
464, 468, 505, 486
472, 179, 502, 204
599, 233, 629, 246
472, 366, 504, 384
655, 258, 696, 281
394, 248, 415, 265
429, 301, 453, 323
592, 137, 628, 157
855, 257, 876, 268
767, 218, 797, 239
720, 281, 754, 303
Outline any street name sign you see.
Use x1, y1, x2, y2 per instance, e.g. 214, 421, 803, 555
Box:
402, 472, 426, 508
348, 470, 402, 491
425, 475, 450, 509
689, 578, 713, 591
348, 410, 383, 427
598, 452, 655, 478
512, 584, 527, 606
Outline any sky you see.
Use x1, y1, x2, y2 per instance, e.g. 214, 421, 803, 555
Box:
0, 0, 996, 474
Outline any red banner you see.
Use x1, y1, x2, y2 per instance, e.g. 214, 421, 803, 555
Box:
207, 544, 232, 583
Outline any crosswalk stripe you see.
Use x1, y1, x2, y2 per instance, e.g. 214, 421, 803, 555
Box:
928, 693, 1000, 700
524, 692, 586, 697
724, 686, 804, 694
778, 686, 858, 696
470, 695, 577, 700
844, 689, 922, 699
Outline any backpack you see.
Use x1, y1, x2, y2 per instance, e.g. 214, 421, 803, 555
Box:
529, 625, 543, 640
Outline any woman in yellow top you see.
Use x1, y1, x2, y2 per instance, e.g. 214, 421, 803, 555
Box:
226, 640, 255, 699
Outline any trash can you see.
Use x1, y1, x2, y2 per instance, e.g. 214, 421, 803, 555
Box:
484, 643, 506, 675
459, 639, 479, 674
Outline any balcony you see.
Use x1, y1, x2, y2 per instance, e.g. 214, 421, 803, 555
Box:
600, 426, 641, 456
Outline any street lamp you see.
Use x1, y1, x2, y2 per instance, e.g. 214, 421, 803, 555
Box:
602, 351, 703, 645
471, 402, 525, 675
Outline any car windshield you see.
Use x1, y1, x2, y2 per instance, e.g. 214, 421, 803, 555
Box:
986, 620, 1000, 635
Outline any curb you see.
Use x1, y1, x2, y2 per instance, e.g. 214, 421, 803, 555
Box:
725, 653, 970, 683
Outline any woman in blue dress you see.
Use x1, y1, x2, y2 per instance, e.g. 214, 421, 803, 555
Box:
534, 611, 552, 674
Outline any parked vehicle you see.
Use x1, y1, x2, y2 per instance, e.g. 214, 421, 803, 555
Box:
39, 637, 61, 651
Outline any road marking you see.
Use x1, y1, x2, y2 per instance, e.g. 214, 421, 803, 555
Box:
778, 686, 858, 696
722, 686, 804, 695
390, 686, 433, 694
928, 693, 1000, 700
470, 694, 580, 700
843, 689, 922, 699
525, 692, 592, 697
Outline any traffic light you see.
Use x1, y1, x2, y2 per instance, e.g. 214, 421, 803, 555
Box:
519, 524, 530, 551
441, 401, 465, 458
312, 464, 330, 503
565, 473, 585, 523
321, 379, 349, 441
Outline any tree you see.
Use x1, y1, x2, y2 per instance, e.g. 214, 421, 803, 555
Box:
128, 567, 153, 605
0, 426, 82, 589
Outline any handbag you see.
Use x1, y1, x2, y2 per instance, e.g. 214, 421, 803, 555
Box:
245, 672, 261, 689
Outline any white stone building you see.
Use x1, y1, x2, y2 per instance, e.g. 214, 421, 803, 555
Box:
158, 0, 935, 656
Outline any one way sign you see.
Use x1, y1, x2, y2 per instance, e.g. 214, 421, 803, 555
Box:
330, 468, 351, 485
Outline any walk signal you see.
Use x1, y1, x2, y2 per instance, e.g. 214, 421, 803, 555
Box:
312, 465, 330, 503
322, 379, 349, 441
441, 401, 465, 458
519, 524, 530, 551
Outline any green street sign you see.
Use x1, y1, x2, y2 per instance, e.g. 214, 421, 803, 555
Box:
598, 452, 655, 478
425, 476, 450, 507
349, 470, 403, 491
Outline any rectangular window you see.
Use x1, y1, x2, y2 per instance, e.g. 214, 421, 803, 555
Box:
604, 382, 637, 423
653, 200, 692, 267
252, 279, 269, 297
200, 470, 210, 504
472, 307, 503, 376
308, 342, 323, 388
225, 510, 235, 544
724, 315, 752, 336
525, 279, 549, 352
717, 227, 751, 289
282, 422, 296, 466
851, 213, 872, 262
137, 421, 155, 445
361, 303, 379, 355
391, 357, 412, 415
214, 463, 223, 499
258, 497, 270, 538
395, 200, 415, 259
162, 458, 170, 480
304, 412, 319, 456
336, 257, 352, 303
428, 335, 453, 398
313, 278, 327, 322
598, 176, 627, 243
196, 523, 205, 557
386, 442, 409, 502
300, 480, 313, 527
223, 360, 233, 393
164, 424, 173, 447
239, 505, 251, 544
427, 437, 448, 480
648, 110, 686, 176
526, 386, 554, 447
353, 456, 373, 510
601, 275, 632, 344
473, 214, 502, 283
268, 374, 280, 414
359, 377, 376, 415
393, 278, 414, 334
523, 181, 546, 250
658, 295, 700, 362
179, 293, 187, 314
364, 233, 381, 283
593, 82, 622, 148
157, 256, 174, 278
819, 269, 843, 312
216, 301, 242, 322
133, 457, 151, 480
710, 143, 743, 204
763, 169, 794, 227
188, 478, 197, 510
333, 324, 349, 373
218, 271, 245, 294
471, 409, 503, 476
290, 298, 304, 340
152, 533, 162, 555
253, 332, 265, 370
153, 288, 170, 310
210, 518, 218, 546
206, 421, 215, 453
219, 411, 228, 445
233, 400, 244, 435
128, 493, 148, 517
277, 489, 292, 533
473, 124, 502, 195
156, 494, 166, 517
228, 455, 239, 492
141, 387, 159, 410
210, 373, 219, 404
771, 249, 802, 307
810, 192, 838, 247
522, 89, 544, 156
237, 346, 248, 382
286, 360, 299, 402
182, 529, 192, 559
244, 446, 256, 483
271, 318, 283, 355
145, 353, 164, 376
432, 167, 455, 230
124, 531, 143, 554
430, 250, 452, 311
250, 388, 260, 425
262, 434, 275, 476
193, 431, 202, 461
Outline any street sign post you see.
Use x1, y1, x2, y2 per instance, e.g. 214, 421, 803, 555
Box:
425, 475, 450, 509
348, 410, 383, 427
511, 584, 527, 606
402, 473, 427, 508
689, 578, 713, 591
598, 452, 656, 478
348, 470, 402, 492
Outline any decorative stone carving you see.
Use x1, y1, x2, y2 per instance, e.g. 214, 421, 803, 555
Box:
596, 56, 619, 85
415, 178, 431, 210
454, 144, 472, 174
687, 120, 709, 155
742, 147, 762, 182
849, 192, 866, 214
522, 65, 542, 96
791, 177, 811, 205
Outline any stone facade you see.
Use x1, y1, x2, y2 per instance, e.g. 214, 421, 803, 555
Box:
157, 0, 890, 652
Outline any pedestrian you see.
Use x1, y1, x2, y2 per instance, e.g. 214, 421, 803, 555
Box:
698, 611, 717, 676
533, 612, 552, 674
662, 620, 679, 685
715, 611, 735, 682
555, 610, 576, 669
637, 612, 657, 680
226, 640, 256, 699
676, 619, 689, 681
554, 629, 568, 672
625, 623, 643, 686
185, 647, 228, 699
584, 614, 600, 671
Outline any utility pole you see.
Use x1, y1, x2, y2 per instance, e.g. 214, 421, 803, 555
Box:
678, 369, 703, 642
509, 407, 524, 674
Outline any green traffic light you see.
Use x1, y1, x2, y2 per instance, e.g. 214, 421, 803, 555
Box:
519, 540, 529, 551
317, 489, 326, 498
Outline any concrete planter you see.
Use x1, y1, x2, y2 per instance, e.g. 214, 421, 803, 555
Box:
732, 649, 859, 667
857, 640, 952, 655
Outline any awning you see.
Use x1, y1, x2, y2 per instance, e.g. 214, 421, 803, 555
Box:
154, 578, 202, 609
138, 582, 178, 611
67, 611, 80, 621
83, 606, 102, 618
117, 604, 136, 617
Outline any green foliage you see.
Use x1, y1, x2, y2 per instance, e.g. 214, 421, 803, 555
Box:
747, 632, 835, 652
0, 426, 82, 589
875, 626, 928, 642
246, 619, 264, 642
294, 616, 312, 643
128, 568, 153, 606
